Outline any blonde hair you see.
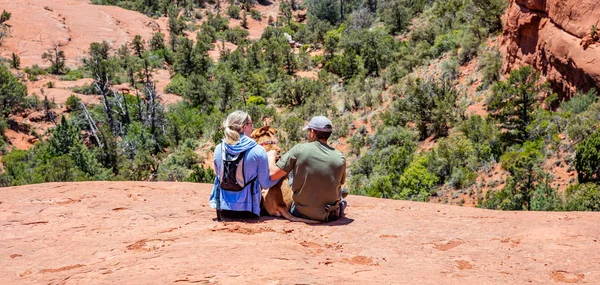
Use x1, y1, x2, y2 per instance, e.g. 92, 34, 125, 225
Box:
223, 110, 250, 145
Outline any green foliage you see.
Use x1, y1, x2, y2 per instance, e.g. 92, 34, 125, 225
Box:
150, 32, 166, 51
157, 139, 199, 181
42, 45, 67, 75
72, 84, 99, 95
561, 90, 600, 144
384, 77, 461, 140
165, 102, 206, 147
561, 89, 598, 115
564, 183, 600, 211
224, 26, 249, 45
306, 0, 340, 26
66, 95, 82, 112
173, 37, 213, 76
0, 10, 10, 24
60, 68, 86, 81
250, 9, 261, 21
428, 134, 477, 187
0, 10, 10, 46
529, 172, 563, 211
187, 164, 216, 183
396, 156, 439, 201
23, 64, 47, 81
483, 140, 545, 210
487, 66, 543, 145
575, 130, 600, 183
457, 27, 481, 64
0, 64, 27, 117
227, 4, 241, 19
130, 34, 146, 58
459, 115, 500, 162
349, 126, 417, 197
10, 53, 20, 69
477, 47, 502, 88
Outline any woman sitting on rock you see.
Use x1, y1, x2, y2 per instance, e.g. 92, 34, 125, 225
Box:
209, 110, 280, 220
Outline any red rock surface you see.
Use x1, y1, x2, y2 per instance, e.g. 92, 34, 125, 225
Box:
1, 182, 599, 284
502, 0, 600, 96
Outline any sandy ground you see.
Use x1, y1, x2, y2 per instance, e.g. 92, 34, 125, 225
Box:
0, 181, 599, 284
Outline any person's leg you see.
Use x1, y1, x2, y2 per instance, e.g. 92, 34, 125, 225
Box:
290, 202, 311, 219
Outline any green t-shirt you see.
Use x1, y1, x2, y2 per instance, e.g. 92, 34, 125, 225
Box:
276, 141, 346, 221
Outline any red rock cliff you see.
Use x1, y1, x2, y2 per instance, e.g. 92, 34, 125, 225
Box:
501, 0, 600, 96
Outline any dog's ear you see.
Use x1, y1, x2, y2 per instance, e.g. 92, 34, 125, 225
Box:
251, 126, 270, 139
267, 127, 278, 136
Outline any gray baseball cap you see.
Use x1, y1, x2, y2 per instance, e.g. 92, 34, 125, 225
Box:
302, 116, 333, 132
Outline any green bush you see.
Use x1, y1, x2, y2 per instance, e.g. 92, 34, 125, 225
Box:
227, 5, 241, 19
23, 64, 47, 81
224, 26, 249, 45
66, 95, 82, 112
60, 69, 85, 81
396, 156, 439, 201
487, 65, 543, 145
483, 140, 545, 210
561, 89, 597, 115
0, 64, 27, 117
575, 130, 600, 183
250, 9, 261, 21
564, 183, 600, 211
477, 47, 502, 88
71, 84, 98, 95
247, 95, 266, 106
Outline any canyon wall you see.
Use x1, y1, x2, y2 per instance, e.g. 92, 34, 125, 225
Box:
502, 0, 600, 96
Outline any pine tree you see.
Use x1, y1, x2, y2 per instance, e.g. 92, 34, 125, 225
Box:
241, 10, 248, 29
130, 34, 146, 58
487, 66, 543, 145
42, 44, 67, 75
10, 52, 20, 69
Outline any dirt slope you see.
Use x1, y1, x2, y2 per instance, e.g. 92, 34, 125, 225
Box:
1, 182, 599, 284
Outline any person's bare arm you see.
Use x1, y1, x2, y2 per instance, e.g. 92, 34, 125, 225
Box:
267, 150, 288, 180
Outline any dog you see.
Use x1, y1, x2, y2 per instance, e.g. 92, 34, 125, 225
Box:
251, 126, 319, 224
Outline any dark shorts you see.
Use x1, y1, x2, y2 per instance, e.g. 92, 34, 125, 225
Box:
290, 200, 347, 222
219, 210, 258, 219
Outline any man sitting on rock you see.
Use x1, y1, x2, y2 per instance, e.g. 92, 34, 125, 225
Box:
268, 116, 347, 222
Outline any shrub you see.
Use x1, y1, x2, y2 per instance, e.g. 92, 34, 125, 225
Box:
65, 95, 82, 112
396, 156, 439, 201
224, 26, 249, 45
564, 183, 600, 211
575, 130, 600, 183
60, 69, 85, 81
477, 47, 502, 88
23, 64, 47, 81
71, 84, 98, 95
227, 5, 241, 20
250, 9, 261, 21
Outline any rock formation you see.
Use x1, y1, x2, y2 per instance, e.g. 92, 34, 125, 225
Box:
501, 0, 600, 96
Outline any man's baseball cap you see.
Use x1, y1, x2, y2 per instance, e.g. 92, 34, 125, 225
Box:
302, 116, 333, 132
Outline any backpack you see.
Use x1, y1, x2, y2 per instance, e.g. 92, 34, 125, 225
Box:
218, 144, 256, 191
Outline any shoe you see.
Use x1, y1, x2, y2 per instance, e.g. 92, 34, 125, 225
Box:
339, 200, 347, 218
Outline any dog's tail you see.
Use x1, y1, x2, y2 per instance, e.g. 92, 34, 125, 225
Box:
278, 206, 321, 224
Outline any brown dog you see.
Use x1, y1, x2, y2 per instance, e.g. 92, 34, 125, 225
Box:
251, 126, 319, 224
